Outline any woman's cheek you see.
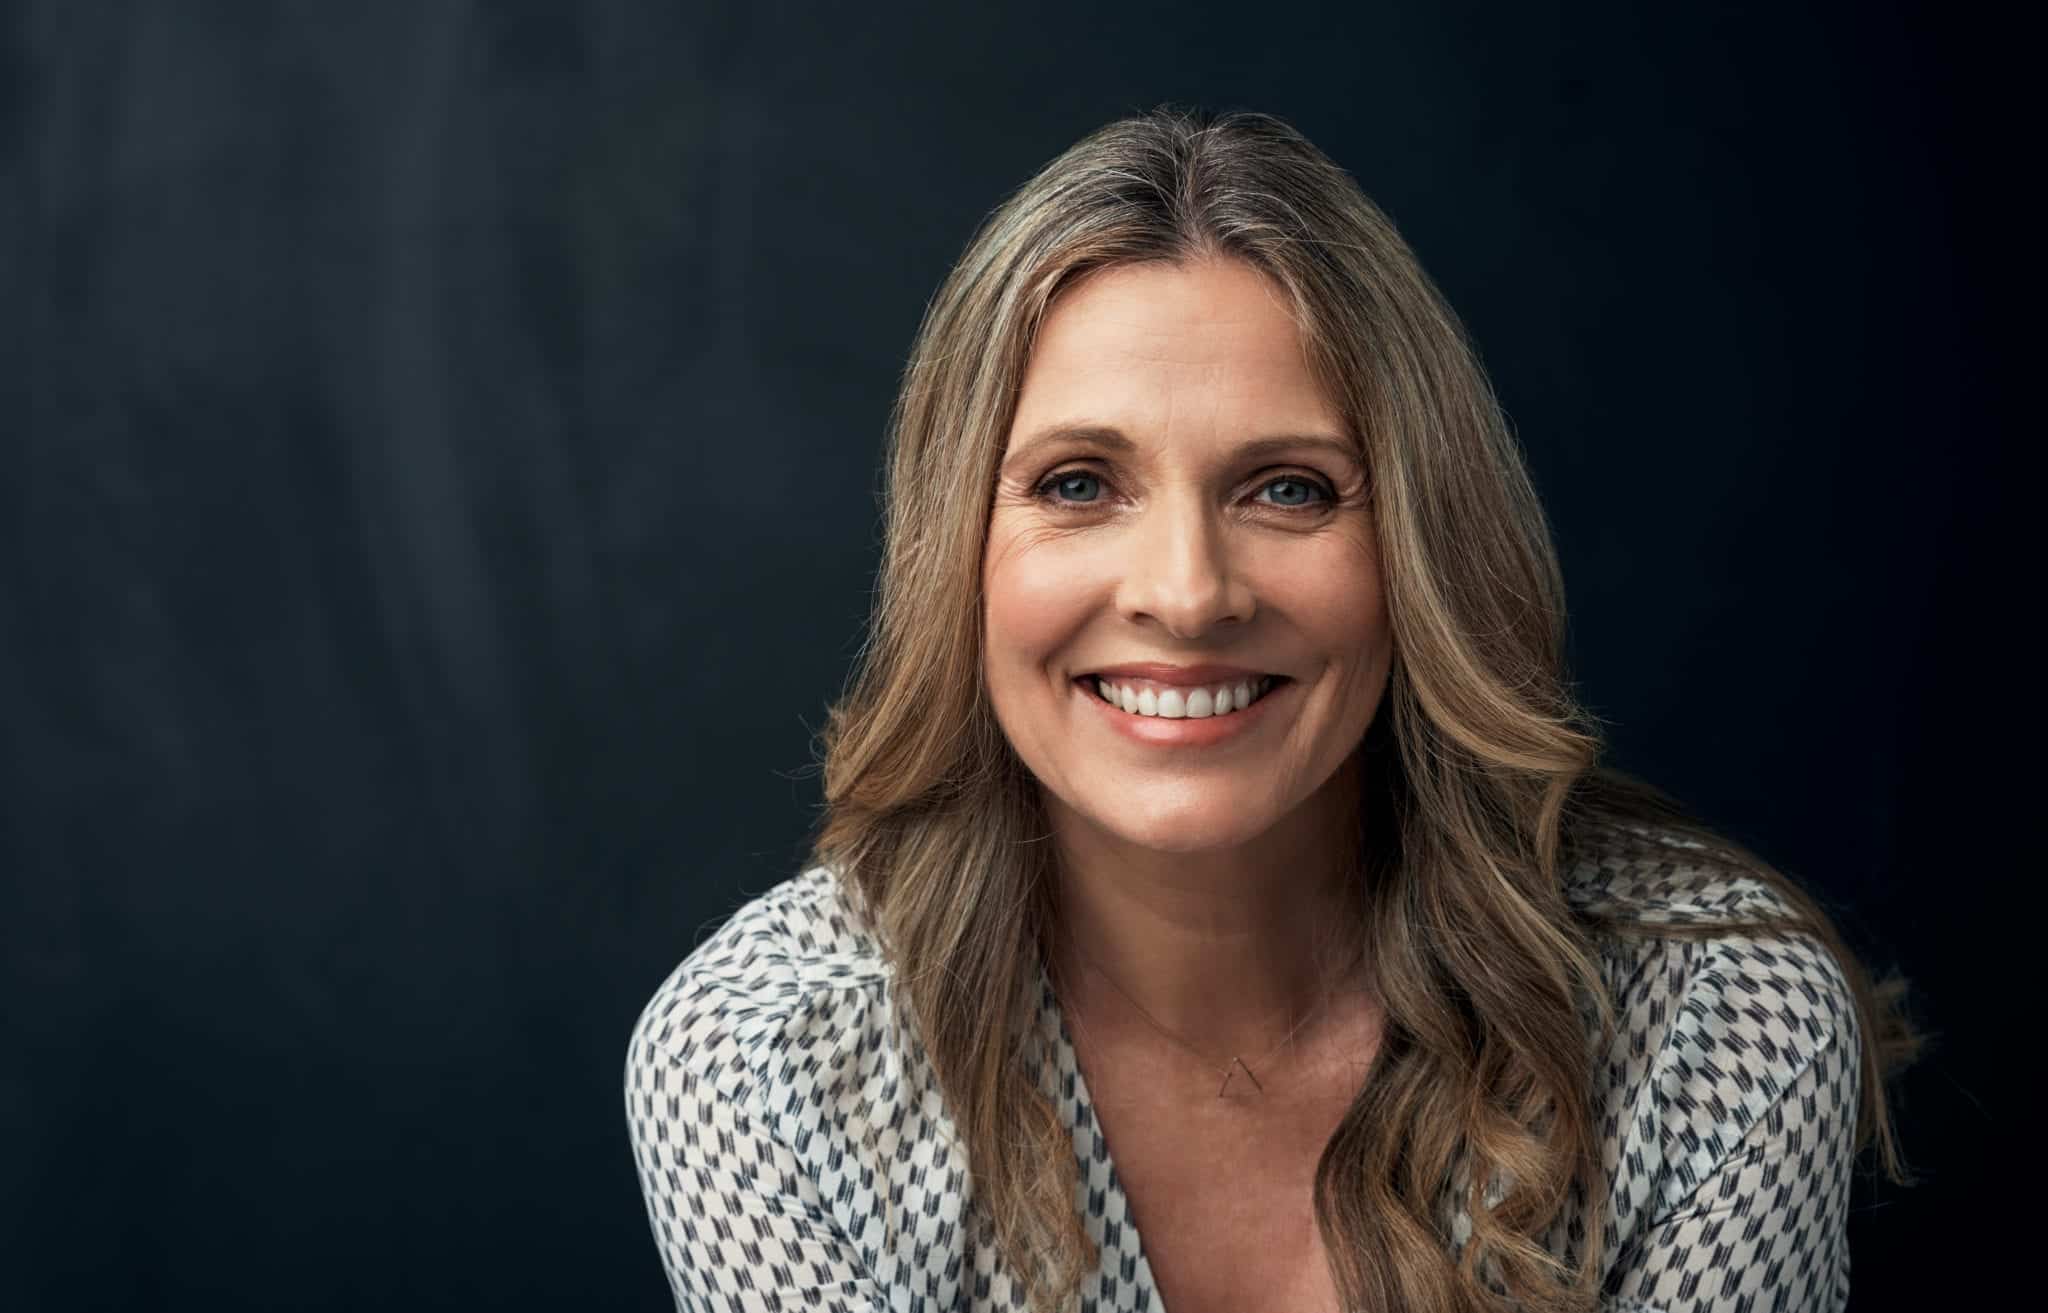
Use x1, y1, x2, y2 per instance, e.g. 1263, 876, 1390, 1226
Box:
985, 526, 1102, 653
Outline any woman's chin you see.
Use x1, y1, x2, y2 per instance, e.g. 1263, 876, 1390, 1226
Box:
1087, 811, 1274, 856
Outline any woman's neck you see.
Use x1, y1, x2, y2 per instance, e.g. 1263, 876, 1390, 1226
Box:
1042, 762, 1371, 1061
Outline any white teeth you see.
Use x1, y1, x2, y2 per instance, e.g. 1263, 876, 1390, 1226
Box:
1092, 675, 1275, 719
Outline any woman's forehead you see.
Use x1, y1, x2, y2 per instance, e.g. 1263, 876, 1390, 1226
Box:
1030, 257, 1304, 363
1011, 260, 1344, 454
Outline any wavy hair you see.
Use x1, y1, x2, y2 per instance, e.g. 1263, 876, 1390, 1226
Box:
807, 105, 1923, 1312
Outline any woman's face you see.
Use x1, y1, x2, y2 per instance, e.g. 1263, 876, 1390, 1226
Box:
983, 255, 1393, 857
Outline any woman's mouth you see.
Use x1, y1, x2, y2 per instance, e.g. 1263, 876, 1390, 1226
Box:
1072, 673, 1295, 747
1079, 673, 1286, 719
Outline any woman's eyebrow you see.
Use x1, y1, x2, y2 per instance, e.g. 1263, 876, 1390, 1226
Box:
1001, 422, 1359, 473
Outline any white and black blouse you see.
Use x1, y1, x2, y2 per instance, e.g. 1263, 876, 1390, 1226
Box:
624, 828, 1861, 1311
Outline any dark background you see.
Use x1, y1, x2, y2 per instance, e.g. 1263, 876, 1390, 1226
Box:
3, 1, 2015, 1308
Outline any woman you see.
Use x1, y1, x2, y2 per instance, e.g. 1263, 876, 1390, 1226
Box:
624, 107, 1919, 1313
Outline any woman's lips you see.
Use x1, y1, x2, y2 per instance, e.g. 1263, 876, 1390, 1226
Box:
1074, 674, 1292, 747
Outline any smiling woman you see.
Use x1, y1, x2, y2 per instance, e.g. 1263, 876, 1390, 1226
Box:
984, 257, 1389, 877
624, 106, 1922, 1313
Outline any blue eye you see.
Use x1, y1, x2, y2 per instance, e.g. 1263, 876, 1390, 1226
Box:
1258, 478, 1325, 508
1041, 471, 1104, 504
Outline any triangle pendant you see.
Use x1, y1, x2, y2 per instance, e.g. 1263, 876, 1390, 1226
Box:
1217, 1056, 1265, 1097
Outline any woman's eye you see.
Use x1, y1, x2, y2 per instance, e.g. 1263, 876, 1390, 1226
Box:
1256, 477, 1331, 509
1039, 470, 1105, 504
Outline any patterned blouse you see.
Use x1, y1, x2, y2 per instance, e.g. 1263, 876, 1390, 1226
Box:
624, 827, 1861, 1311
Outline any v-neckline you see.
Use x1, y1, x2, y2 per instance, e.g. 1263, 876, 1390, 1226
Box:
1033, 955, 1169, 1313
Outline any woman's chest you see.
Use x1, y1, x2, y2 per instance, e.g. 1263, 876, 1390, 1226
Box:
1074, 1000, 1384, 1313
1099, 1099, 1352, 1313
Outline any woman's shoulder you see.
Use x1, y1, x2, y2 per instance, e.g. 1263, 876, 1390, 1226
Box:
1562, 817, 1807, 925
1556, 819, 1864, 1240
623, 869, 974, 1300
624, 863, 899, 1098
1561, 818, 1858, 1051
671, 862, 890, 993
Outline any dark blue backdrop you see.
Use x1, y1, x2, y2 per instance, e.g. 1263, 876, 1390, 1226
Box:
3, 1, 2013, 1308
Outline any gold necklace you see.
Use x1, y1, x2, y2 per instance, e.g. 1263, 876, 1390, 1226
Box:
1060, 940, 1368, 1098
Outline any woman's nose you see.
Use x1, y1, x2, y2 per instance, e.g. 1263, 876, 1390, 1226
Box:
1114, 490, 1253, 637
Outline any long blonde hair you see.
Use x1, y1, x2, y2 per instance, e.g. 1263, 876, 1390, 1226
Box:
807, 105, 1922, 1313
